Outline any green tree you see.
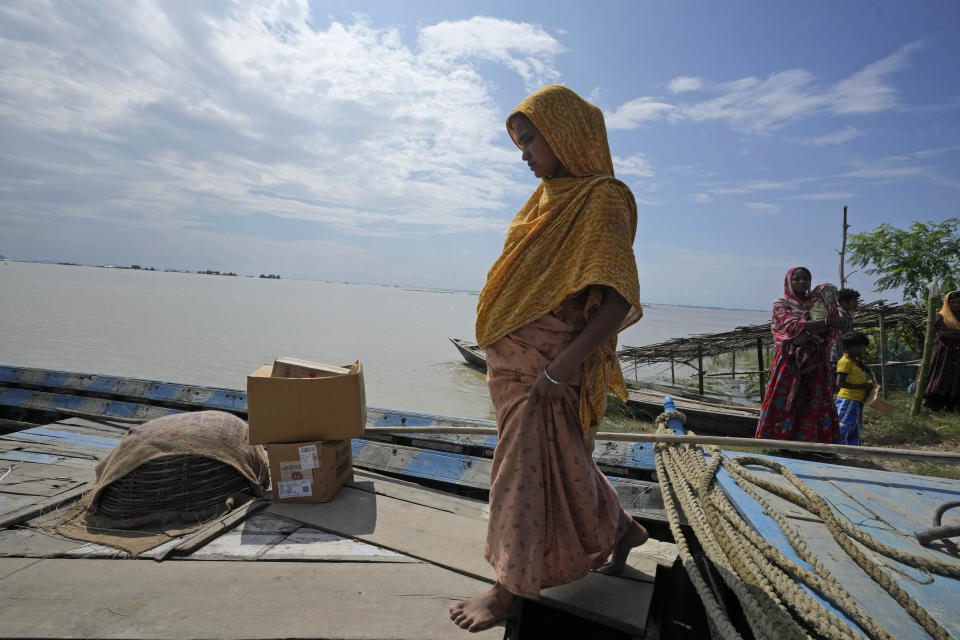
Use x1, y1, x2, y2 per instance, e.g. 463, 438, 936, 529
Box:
848, 218, 960, 305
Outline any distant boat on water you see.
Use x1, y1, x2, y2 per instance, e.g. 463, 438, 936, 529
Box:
449, 337, 487, 373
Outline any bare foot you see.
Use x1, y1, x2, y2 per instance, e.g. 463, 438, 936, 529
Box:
449, 582, 521, 632
595, 520, 649, 575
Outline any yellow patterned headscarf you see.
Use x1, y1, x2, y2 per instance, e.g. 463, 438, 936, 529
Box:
476, 84, 642, 435
941, 291, 960, 330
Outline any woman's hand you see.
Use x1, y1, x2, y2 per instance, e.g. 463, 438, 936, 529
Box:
529, 360, 575, 405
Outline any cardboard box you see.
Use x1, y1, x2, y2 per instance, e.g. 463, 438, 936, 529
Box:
247, 361, 366, 444
267, 439, 353, 503
272, 357, 350, 378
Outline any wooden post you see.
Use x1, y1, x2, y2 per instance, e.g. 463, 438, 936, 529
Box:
670, 354, 675, 384
912, 282, 940, 415
756, 336, 766, 402
697, 344, 704, 396
731, 351, 736, 379
839, 205, 849, 288
877, 301, 888, 400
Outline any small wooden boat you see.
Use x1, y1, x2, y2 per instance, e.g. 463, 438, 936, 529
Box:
447, 339, 759, 436
448, 337, 487, 372
625, 387, 759, 437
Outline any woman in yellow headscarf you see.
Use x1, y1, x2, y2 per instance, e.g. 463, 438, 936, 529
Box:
925, 290, 960, 411
450, 85, 648, 632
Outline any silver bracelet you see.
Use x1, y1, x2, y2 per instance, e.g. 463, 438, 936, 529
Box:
543, 367, 564, 385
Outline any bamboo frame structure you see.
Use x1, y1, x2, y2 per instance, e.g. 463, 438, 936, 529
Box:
620, 300, 926, 396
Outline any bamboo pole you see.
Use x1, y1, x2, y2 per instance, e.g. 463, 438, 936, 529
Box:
362, 426, 960, 465
839, 205, 849, 288
697, 344, 704, 396
731, 351, 736, 379
912, 282, 940, 415
670, 354, 675, 384
756, 336, 766, 402
878, 301, 888, 399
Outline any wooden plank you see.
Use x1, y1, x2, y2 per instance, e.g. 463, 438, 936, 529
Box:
0, 557, 38, 580
0, 437, 107, 462
368, 430, 658, 475
0, 477, 85, 497
0, 450, 97, 467
260, 528, 416, 562
352, 439, 670, 522
187, 531, 288, 560
158, 500, 268, 559
267, 485, 494, 581
0, 557, 506, 639
268, 482, 656, 635
349, 469, 490, 521
0, 525, 89, 558
0, 484, 89, 530
12, 427, 120, 450
353, 439, 490, 489
0, 495, 36, 519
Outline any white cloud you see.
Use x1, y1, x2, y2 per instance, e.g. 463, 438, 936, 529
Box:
709, 177, 819, 195
0, 2, 567, 242
605, 97, 674, 130
418, 16, 564, 89
787, 192, 855, 201
691, 193, 712, 203
614, 153, 654, 178
744, 202, 782, 215
831, 41, 923, 114
609, 41, 922, 134
668, 76, 702, 93
799, 126, 865, 147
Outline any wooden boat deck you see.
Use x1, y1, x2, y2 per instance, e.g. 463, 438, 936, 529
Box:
0, 417, 674, 639
4, 365, 960, 638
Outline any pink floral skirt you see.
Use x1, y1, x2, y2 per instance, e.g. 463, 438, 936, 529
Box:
483, 294, 630, 598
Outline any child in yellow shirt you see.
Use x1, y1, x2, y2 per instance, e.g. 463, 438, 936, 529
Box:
835, 332, 873, 445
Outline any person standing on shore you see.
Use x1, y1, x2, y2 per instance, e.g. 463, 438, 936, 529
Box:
449, 85, 649, 632
828, 288, 860, 370
755, 267, 844, 443
924, 290, 960, 412
835, 331, 873, 445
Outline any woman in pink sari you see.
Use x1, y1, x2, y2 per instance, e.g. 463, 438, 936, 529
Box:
449, 85, 649, 632
755, 267, 843, 442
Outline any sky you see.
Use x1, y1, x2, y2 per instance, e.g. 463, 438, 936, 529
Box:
1, 1, 958, 309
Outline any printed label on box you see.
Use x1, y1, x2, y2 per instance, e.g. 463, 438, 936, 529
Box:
277, 480, 312, 499
279, 461, 308, 482
299, 445, 320, 470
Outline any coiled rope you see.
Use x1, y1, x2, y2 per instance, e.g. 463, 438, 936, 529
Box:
653, 410, 960, 640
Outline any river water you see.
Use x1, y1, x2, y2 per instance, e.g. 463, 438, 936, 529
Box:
0, 262, 768, 421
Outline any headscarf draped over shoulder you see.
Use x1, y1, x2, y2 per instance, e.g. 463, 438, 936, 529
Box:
475, 84, 642, 435
771, 266, 840, 346
940, 290, 960, 330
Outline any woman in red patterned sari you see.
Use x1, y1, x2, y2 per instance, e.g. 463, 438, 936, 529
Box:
755, 267, 844, 442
